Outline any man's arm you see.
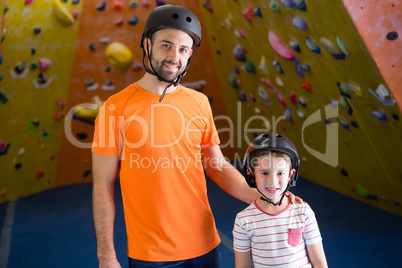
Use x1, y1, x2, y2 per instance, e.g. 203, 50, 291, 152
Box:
202, 145, 259, 204
92, 152, 121, 268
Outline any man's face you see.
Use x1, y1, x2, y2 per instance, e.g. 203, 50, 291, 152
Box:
147, 28, 194, 82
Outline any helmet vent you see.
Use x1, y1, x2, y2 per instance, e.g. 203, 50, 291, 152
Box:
186, 16, 192, 22
276, 134, 283, 138
172, 13, 179, 19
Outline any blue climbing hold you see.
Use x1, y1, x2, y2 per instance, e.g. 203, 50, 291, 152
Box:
372, 111, 387, 121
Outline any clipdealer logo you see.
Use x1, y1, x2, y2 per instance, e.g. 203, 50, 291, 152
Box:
64, 101, 339, 168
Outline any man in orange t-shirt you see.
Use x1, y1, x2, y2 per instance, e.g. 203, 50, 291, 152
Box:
92, 5, 300, 268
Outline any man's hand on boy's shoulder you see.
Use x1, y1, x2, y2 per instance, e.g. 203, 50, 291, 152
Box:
286, 192, 306, 204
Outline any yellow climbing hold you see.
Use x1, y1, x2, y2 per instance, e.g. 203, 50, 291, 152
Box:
74, 96, 101, 119
105, 42, 133, 69
53, 0, 75, 26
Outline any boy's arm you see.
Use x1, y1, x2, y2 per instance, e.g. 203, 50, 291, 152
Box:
234, 251, 252, 268
306, 242, 328, 268
202, 145, 303, 204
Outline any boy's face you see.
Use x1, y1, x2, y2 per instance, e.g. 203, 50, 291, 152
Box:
252, 154, 294, 203
145, 28, 193, 82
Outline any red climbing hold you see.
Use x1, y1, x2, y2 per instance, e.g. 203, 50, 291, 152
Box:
242, 4, 255, 23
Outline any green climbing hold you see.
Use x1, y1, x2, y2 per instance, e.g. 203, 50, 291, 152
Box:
105, 65, 111, 72
336, 36, 349, 56
229, 72, 239, 89
83, 169, 92, 178
269, 0, 280, 12
4, 6, 9, 14
356, 185, 368, 197
245, 59, 256, 73
339, 83, 351, 97
31, 48, 36, 55
29, 63, 38, 70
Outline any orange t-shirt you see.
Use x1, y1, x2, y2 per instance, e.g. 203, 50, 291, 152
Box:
92, 83, 221, 261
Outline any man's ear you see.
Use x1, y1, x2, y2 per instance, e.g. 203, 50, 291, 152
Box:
189, 49, 193, 57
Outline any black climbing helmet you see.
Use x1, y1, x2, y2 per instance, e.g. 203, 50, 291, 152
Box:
243, 133, 300, 189
141, 5, 201, 49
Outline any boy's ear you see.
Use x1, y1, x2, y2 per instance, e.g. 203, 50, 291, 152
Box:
289, 168, 296, 178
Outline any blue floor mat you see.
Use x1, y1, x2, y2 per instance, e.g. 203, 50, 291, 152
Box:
2, 176, 402, 267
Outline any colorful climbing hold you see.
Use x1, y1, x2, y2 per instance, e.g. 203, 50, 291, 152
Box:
298, 97, 306, 107
336, 36, 349, 56
300, 80, 311, 92
53, 0, 75, 26
72, 9, 79, 20
258, 86, 271, 106
38, 59, 51, 71
233, 45, 246, 62
281, 0, 295, 8
33, 28, 41, 35
294, 57, 303, 78
115, 17, 124, 26
0, 89, 8, 104
57, 97, 66, 111
244, 59, 256, 73
96, 1, 106, 11
229, 72, 239, 89
294, 0, 306, 11
277, 92, 287, 107
141, 0, 150, 8
276, 76, 284, 87
15, 62, 25, 74
89, 43, 96, 51
130, 2, 137, 8
306, 37, 320, 54
156, 0, 166, 6
338, 82, 351, 98
113, 1, 123, 10
254, 6, 262, 17
261, 78, 275, 92
36, 169, 45, 178
339, 116, 350, 130
289, 92, 298, 106
284, 108, 292, 122
203, 0, 213, 13
259, 56, 270, 75
320, 37, 343, 58
292, 16, 307, 30
371, 111, 387, 121
269, 0, 280, 12
105, 42, 133, 69
128, 15, 139, 25
341, 168, 348, 177
289, 41, 301, 53
386, 31, 398, 40
268, 30, 295, 60
83, 169, 92, 178
242, 4, 255, 23
272, 58, 284, 73
76, 132, 88, 140
37, 73, 47, 84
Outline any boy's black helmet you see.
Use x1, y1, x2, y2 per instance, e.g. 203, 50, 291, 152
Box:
141, 5, 201, 48
243, 133, 300, 188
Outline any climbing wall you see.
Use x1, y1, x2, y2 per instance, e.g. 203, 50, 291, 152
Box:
0, 0, 83, 200
199, 0, 402, 215
54, 0, 233, 186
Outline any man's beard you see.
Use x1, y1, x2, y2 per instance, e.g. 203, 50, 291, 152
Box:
150, 55, 183, 82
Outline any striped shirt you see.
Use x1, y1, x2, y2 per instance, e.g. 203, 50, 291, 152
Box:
233, 201, 322, 267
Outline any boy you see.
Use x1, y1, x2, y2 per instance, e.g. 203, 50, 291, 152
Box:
233, 133, 328, 267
